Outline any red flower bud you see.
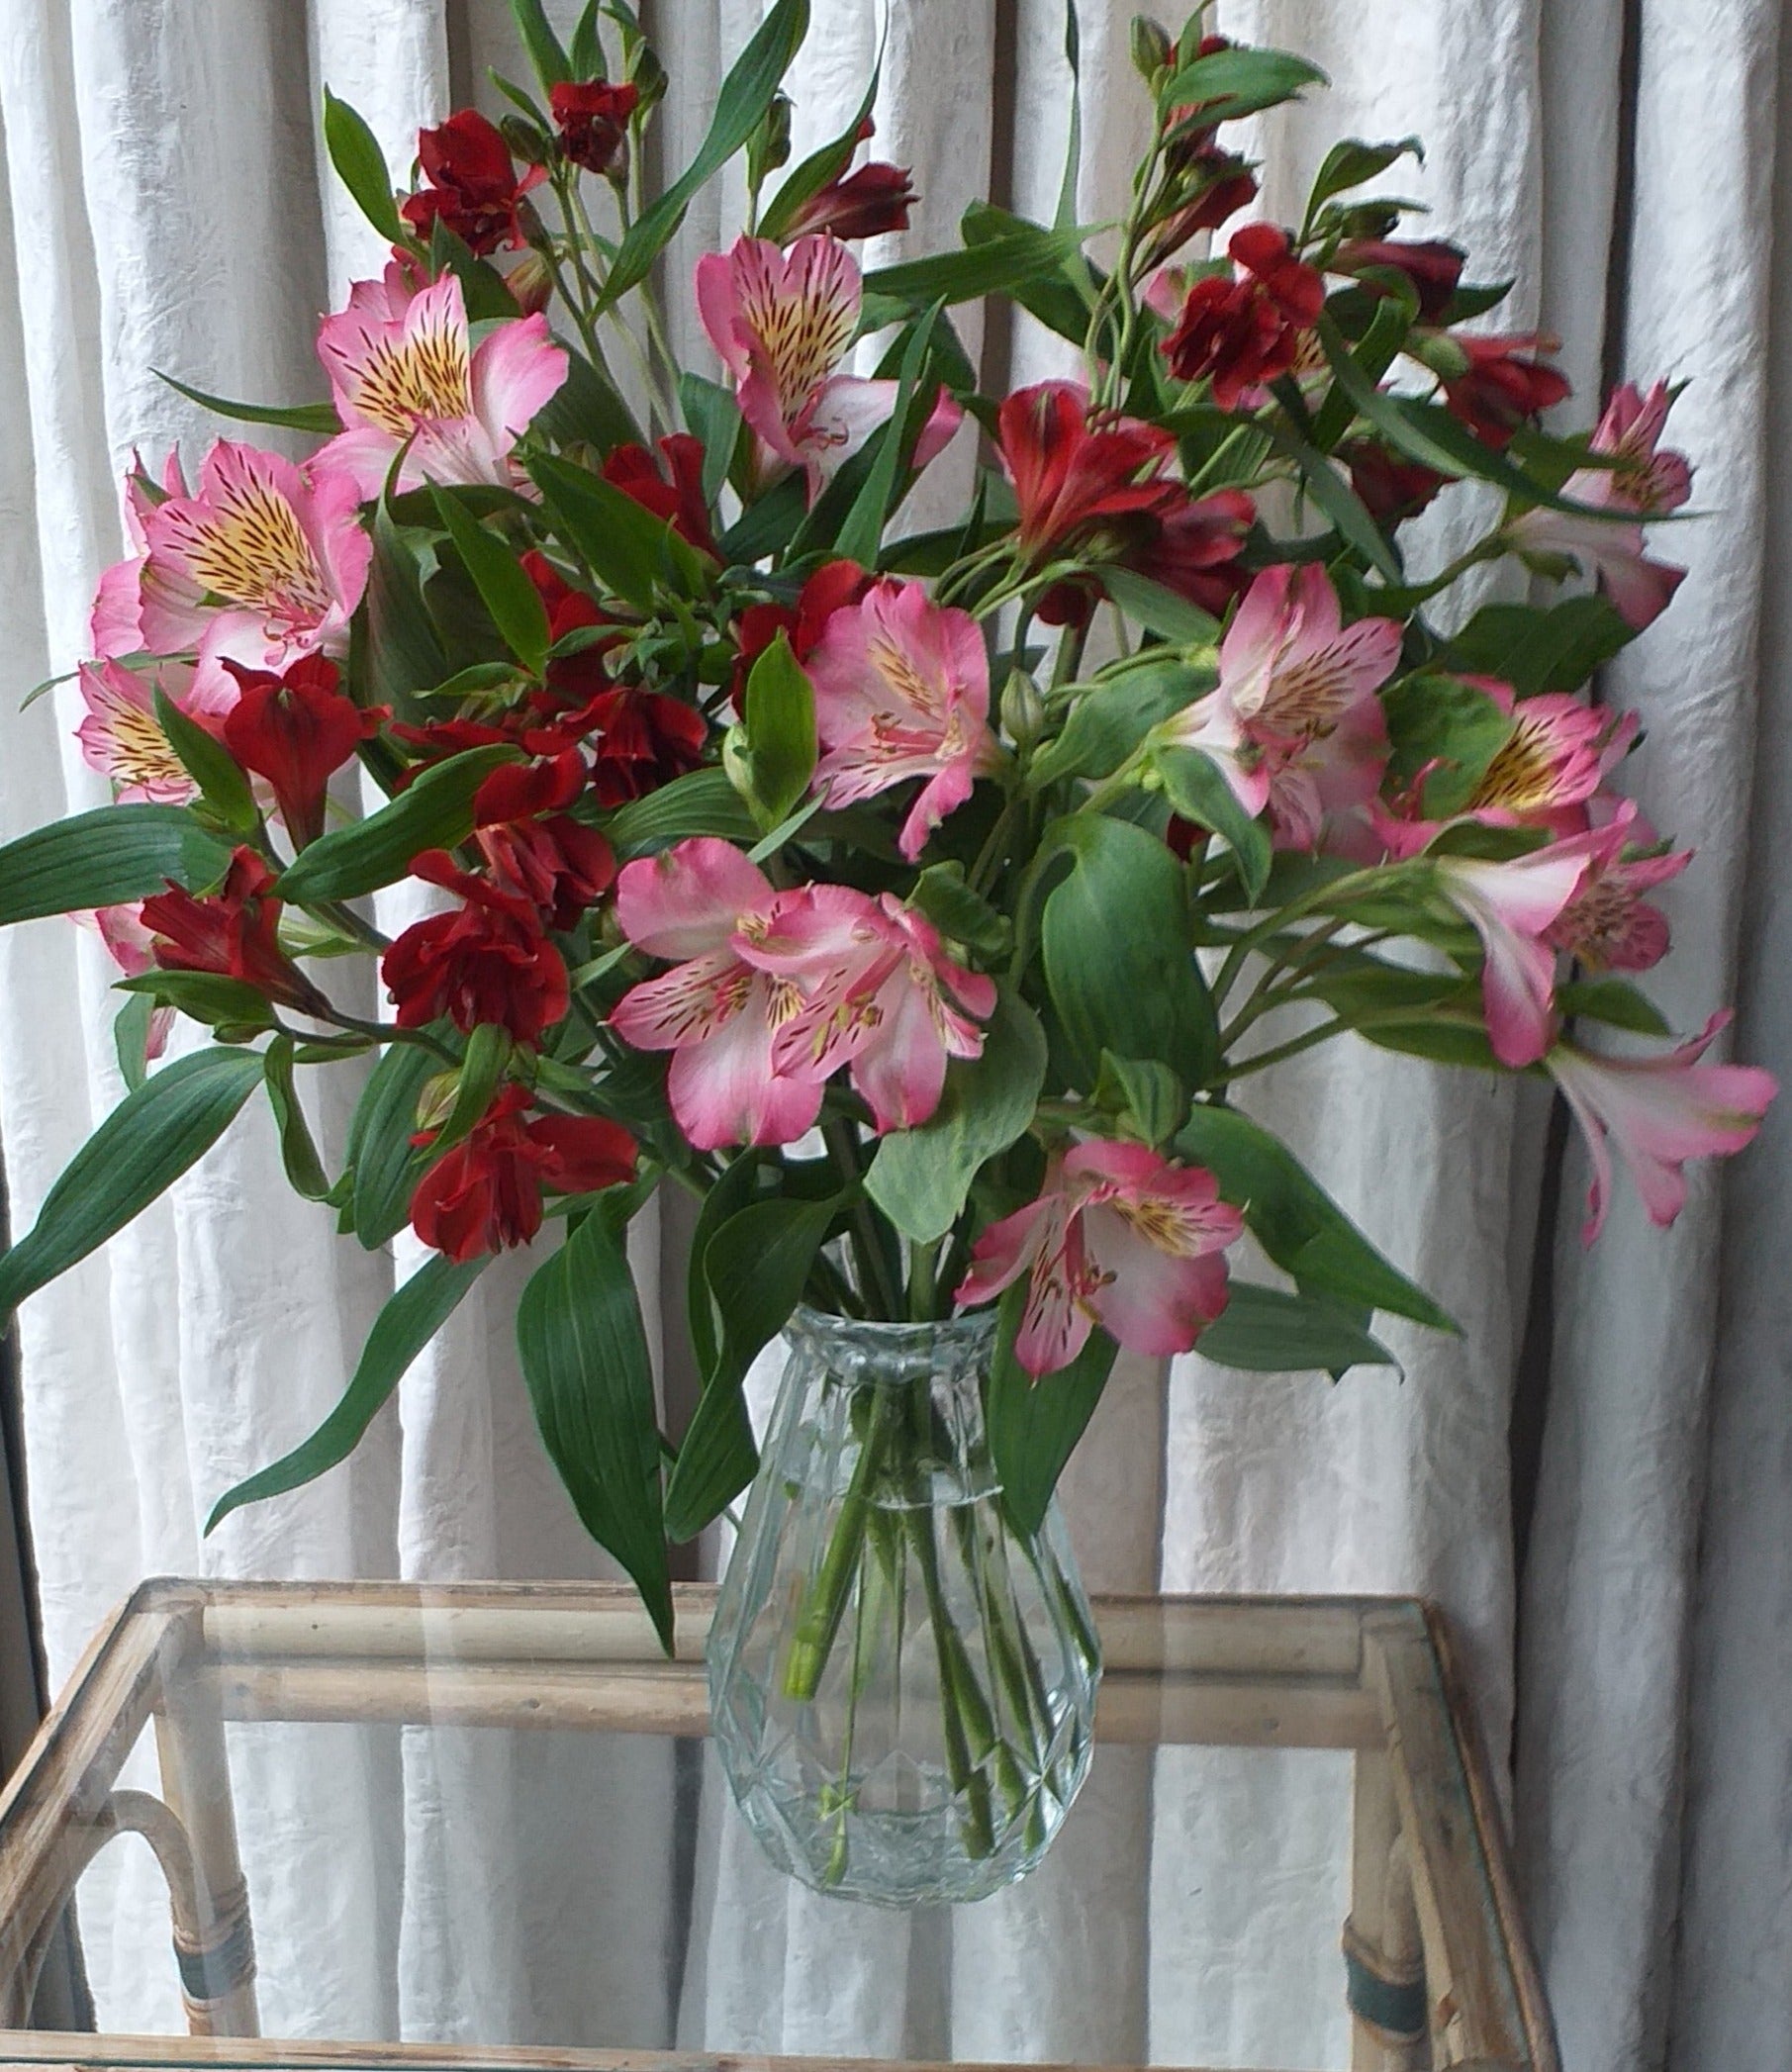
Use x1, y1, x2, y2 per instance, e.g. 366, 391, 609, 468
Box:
221, 656, 383, 848
401, 110, 548, 256
1333, 237, 1465, 324
1439, 331, 1570, 449
548, 80, 639, 178
409, 1083, 636, 1262
784, 161, 916, 242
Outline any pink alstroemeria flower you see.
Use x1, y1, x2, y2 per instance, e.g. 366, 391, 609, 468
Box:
696, 235, 961, 498
1548, 1013, 1775, 1243
74, 658, 230, 803
804, 578, 998, 861
750, 887, 997, 1133
91, 447, 188, 659
1433, 835, 1602, 1068
956, 1140, 1243, 1374
610, 839, 825, 1151
1165, 564, 1401, 849
315, 266, 567, 498
80, 903, 176, 1062
1545, 801, 1691, 974
1506, 380, 1691, 629
138, 441, 371, 701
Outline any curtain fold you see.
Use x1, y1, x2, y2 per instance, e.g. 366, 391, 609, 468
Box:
0, 1, 1785, 2065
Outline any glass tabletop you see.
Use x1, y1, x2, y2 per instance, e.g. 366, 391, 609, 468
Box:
0, 1581, 1555, 2072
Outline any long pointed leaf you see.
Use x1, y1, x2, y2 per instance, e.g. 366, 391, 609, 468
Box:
207, 1254, 486, 1530
0, 805, 234, 926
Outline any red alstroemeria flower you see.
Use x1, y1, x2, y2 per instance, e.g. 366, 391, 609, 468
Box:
383, 853, 569, 1044
1343, 439, 1448, 525
585, 687, 708, 807
1144, 152, 1259, 264
785, 161, 916, 241
220, 655, 385, 848
996, 380, 1178, 560
731, 559, 872, 710
601, 435, 718, 558
1332, 238, 1465, 323
549, 80, 639, 178
1438, 331, 1570, 448
471, 752, 616, 930
410, 1084, 637, 1263
401, 111, 547, 255
141, 847, 323, 1011
1162, 225, 1326, 410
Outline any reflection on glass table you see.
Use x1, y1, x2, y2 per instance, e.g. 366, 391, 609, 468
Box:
0, 1581, 1556, 2072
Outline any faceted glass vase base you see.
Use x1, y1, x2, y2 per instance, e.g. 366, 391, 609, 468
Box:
707, 1308, 1101, 1908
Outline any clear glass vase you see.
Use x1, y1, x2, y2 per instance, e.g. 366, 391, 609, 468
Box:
707, 1306, 1101, 1907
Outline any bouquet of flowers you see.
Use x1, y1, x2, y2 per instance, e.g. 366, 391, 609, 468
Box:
0, 0, 1773, 1671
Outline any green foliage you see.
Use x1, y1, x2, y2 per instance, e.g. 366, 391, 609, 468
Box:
343, 1040, 442, 1249
987, 1282, 1118, 1538
736, 631, 817, 827
323, 88, 404, 244
0, 806, 234, 926
278, 746, 517, 905
1198, 1283, 1396, 1374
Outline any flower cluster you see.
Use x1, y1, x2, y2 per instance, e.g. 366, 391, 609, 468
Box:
7, 3, 1768, 1596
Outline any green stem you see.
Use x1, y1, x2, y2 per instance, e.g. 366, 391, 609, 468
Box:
781, 1384, 895, 1702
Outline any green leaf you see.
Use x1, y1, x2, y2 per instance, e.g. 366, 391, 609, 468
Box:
863, 223, 1094, 311
1155, 747, 1273, 904
0, 805, 234, 926
1381, 673, 1512, 817
208, 1254, 486, 1531
530, 451, 687, 610
740, 631, 816, 827
663, 1191, 840, 1541
152, 689, 258, 834
261, 1035, 334, 1200
324, 87, 405, 244
1306, 137, 1423, 219
986, 1280, 1118, 1538
113, 993, 154, 1093
1174, 1104, 1456, 1331
430, 488, 551, 675
1098, 567, 1221, 646
1355, 1015, 1501, 1070
1265, 423, 1403, 581
1092, 1053, 1187, 1148
115, 970, 278, 1033
1439, 597, 1636, 699
866, 989, 1046, 1244
1158, 45, 1327, 121
832, 301, 943, 568
533, 348, 643, 455
568, 1, 606, 79
0, 1049, 264, 1318
603, 0, 810, 307
345, 1039, 441, 1248
517, 1208, 673, 1648
679, 372, 743, 507
1041, 813, 1220, 1088
365, 502, 449, 713
427, 217, 525, 321
1197, 1281, 1396, 1374
1557, 977, 1671, 1037
602, 766, 756, 855
277, 745, 517, 905
1029, 656, 1209, 790
511, 0, 573, 88
908, 862, 1011, 958
152, 371, 338, 435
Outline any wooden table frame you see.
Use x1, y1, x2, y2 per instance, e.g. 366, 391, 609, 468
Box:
0, 1579, 1557, 2072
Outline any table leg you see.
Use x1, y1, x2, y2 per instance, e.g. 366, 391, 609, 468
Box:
1347, 1747, 1430, 2069
151, 1695, 259, 2036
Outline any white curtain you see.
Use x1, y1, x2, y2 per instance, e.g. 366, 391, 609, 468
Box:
0, 1, 1786, 2065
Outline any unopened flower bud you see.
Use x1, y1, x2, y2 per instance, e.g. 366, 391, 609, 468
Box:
1131, 16, 1174, 81
630, 45, 667, 115
1000, 670, 1046, 749
416, 1072, 460, 1135
721, 722, 756, 804
749, 93, 794, 187
503, 246, 555, 316
498, 113, 550, 167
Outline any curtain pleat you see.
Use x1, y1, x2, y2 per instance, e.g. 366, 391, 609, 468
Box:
0, 0, 1786, 2063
